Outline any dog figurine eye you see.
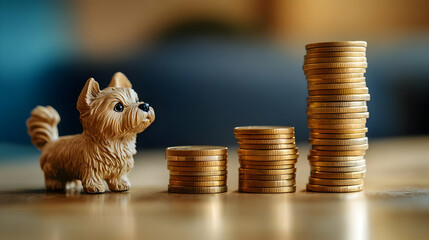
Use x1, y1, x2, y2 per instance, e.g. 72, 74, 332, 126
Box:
114, 102, 124, 112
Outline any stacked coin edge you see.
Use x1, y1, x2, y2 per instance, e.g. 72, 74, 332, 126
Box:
166, 146, 228, 194
234, 126, 298, 193
303, 41, 369, 193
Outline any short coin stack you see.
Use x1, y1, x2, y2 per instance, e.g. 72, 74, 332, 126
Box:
303, 41, 369, 193
234, 126, 298, 193
166, 146, 228, 194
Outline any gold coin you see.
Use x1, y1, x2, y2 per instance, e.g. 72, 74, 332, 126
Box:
240, 164, 295, 170
169, 180, 226, 187
310, 132, 366, 139
307, 82, 366, 90
305, 52, 366, 58
312, 144, 369, 151
239, 179, 296, 187
310, 171, 365, 179
305, 41, 367, 50
308, 123, 367, 129
307, 106, 368, 114
239, 168, 296, 175
306, 184, 363, 192
309, 114, 369, 121
310, 137, 368, 145
167, 166, 227, 172
239, 154, 299, 161
167, 160, 227, 167
235, 133, 295, 139
306, 46, 366, 53
238, 148, 298, 156
309, 88, 369, 96
169, 175, 227, 182
310, 149, 366, 156
310, 160, 366, 167
307, 94, 370, 102
311, 165, 366, 172
308, 106, 369, 114
309, 177, 364, 186
169, 170, 227, 176
234, 126, 295, 134
309, 124, 367, 130
239, 143, 296, 150
166, 154, 227, 161
307, 109, 369, 116
308, 114, 369, 120
307, 118, 366, 124
239, 174, 296, 181
305, 68, 366, 75
166, 146, 227, 156
309, 113, 369, 119
306, 73, 364, 80
310, 128, 368, 133
239, 186, 296, 193
308, 155, 364, 161
239, 160, 297, 165
304, 57, 367, 64
307, 77, 366, 84
304, 62, 367, 70
308, 101, 366, 108
168, 185, 227, 194
237, 138, 295, 144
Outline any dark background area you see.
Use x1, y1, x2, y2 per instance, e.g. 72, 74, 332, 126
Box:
1, 0, 429, 160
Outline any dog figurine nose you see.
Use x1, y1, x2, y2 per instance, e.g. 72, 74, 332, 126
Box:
139, 103, 150, 112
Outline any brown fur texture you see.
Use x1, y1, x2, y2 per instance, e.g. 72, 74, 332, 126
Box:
27, 72, 155, 193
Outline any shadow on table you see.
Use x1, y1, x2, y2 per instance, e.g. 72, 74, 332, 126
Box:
0, 188, 132, 205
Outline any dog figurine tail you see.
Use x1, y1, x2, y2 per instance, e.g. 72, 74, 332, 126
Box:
27, 106, 60, 150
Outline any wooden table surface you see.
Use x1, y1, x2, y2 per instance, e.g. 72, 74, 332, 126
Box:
1, 136, 428, 240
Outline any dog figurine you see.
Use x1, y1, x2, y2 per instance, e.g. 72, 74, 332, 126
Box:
26, 72, 155, 193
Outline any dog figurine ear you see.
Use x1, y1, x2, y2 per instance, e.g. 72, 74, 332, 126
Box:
108, 72, 132, 88
77, 78, 100, 113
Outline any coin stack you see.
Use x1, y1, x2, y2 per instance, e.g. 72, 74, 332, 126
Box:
234, 126, 298, 193
303, 41, 369, 193
166, 146, 228, 194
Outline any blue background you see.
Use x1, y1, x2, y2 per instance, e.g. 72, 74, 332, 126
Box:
1, 0, 429, 161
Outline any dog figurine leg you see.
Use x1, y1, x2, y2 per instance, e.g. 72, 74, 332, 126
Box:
44, 175, 66, 191
82, 172, 105, 194
107, 174, 130, 192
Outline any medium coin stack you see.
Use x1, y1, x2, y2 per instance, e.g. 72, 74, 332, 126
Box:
303, 41, 369, 193
166, 146, 228, 194
234, 126, 298, 193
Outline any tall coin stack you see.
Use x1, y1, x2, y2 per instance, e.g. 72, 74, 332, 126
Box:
166, 146, 228, 194
234, 126, 298, 193
303, 41, 369, 193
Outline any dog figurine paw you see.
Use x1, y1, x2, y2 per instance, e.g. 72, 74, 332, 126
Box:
27, 72, 155, 193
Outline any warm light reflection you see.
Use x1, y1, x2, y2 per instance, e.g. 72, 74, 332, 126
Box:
344, 193, 369, 240
271, 194, 293, 238
205, 194, 223, 240
78, 192, 136, 239
40, 191, 136, 240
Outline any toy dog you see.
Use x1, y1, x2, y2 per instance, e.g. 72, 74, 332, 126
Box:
27, 72, 155, 193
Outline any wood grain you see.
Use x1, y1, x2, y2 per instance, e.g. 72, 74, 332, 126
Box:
1, 136, 428, 240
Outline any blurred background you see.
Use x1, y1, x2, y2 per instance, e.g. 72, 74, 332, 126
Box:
1, 0, 429, 161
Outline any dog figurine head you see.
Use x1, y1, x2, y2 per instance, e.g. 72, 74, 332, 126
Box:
77, 72, 155, 139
